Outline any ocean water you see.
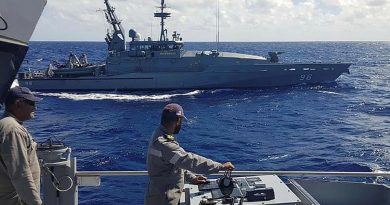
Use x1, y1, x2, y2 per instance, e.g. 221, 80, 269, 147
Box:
19, 41, 390, 204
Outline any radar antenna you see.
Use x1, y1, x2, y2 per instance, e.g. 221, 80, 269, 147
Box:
102, 0, 126, 51
154, 0, 171, 41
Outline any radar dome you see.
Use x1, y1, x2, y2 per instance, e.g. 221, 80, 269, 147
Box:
129, 29, 141, 41
135, 33, 141, 41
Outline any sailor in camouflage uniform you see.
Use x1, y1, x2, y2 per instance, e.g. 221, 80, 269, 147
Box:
144, 103, 234, 205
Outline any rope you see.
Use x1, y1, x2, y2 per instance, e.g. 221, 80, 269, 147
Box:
41, 161, 74, 192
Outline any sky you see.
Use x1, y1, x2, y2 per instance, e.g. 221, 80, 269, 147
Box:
31, 0, 390, 42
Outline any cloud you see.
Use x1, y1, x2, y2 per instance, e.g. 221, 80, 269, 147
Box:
367, 0, 389, 7
31, 0, 390, 41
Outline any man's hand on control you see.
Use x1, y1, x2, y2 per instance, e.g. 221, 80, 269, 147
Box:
191, 175, 208, 185
220, 162, 235, 171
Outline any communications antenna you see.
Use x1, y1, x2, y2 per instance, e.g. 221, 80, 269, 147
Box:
154, 0, 171, 41
216, 0, 220, 51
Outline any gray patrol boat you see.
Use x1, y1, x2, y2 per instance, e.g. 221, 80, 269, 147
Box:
18, 0, 351, 91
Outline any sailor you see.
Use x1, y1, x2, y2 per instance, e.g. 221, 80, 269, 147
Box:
145, 103, 234, 205
0, 86, 42, 205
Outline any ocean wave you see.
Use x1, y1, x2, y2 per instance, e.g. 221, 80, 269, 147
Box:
317, 90, 343, 95
209, 89, 238, 94
36, 90, 202, 101
256, 154, 289, 162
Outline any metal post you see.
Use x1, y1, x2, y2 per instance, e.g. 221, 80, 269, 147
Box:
38, 140, 78, 205
59, 157, 77, 205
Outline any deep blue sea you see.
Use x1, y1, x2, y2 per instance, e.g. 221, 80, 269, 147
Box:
18, 41, 390, 204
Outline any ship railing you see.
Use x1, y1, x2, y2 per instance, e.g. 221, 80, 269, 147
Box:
74, 170, 390, 196
76, 170, 390, 177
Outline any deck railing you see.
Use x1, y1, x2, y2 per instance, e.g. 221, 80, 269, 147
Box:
77, 170, 390, 177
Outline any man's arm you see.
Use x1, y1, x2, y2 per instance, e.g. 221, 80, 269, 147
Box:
184, 170, 197, 182
0, 130, 42, 205
156, 138, 223, 175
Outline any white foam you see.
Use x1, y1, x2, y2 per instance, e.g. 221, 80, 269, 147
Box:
257, 154, 289, 162
36, 90, 202, 101
317, 90, 342, 95
11, 79, 19, 88
210, 89, 236, 94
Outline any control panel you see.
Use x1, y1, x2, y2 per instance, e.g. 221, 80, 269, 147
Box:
180, 175, 301, 205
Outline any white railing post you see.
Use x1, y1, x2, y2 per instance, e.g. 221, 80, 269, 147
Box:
38, 145, 78, 205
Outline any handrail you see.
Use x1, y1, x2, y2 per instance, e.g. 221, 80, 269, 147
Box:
76, 170, 390, 177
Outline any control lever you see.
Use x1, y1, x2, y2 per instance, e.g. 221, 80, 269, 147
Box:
218, 170, 234, 197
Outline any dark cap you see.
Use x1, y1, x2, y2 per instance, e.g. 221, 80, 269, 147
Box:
163, 103, 187, 119
7, 86, 42, 102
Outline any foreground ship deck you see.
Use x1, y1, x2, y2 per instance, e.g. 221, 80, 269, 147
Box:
35, 140, 390, 205
18, 0, 351, 91
182, 174, 390, 205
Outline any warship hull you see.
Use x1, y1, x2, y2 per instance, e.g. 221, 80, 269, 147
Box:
19, 63, 350, 91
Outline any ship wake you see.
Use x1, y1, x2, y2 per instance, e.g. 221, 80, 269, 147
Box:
36, 90, 202, 101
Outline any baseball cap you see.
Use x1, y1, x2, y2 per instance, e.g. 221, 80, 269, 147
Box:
163, 103, 187, 120
7, 86, 42, 102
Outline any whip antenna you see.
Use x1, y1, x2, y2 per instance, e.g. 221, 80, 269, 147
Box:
215, 0, 220, 51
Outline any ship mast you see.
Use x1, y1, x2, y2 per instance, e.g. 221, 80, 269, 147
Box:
216, 0, 220, 52
103, 0, 126, 51
154, 0, 171, 41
